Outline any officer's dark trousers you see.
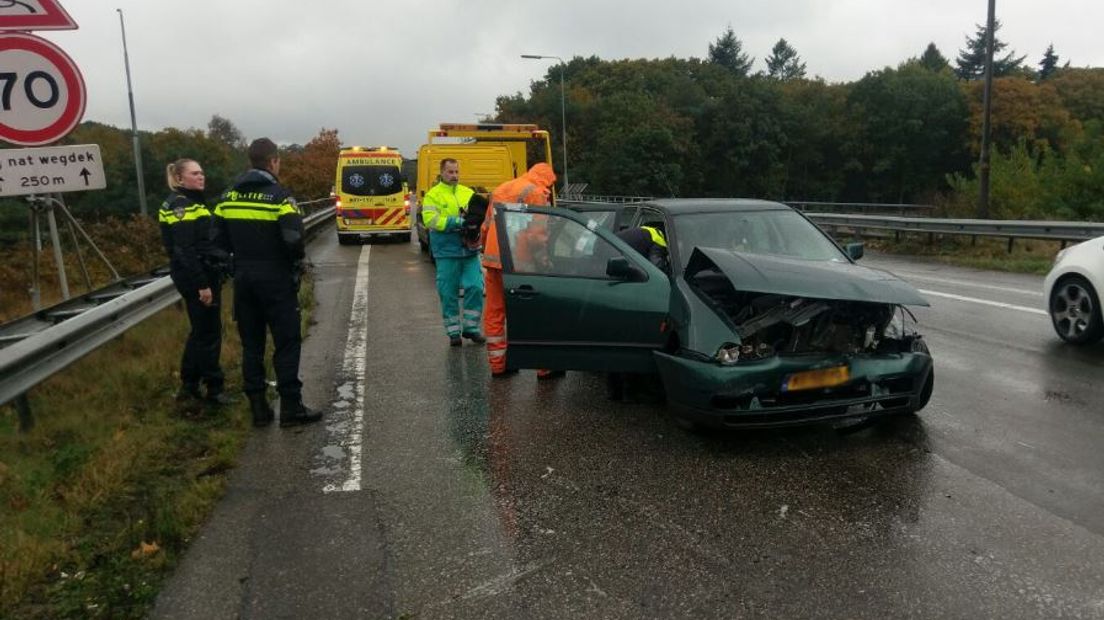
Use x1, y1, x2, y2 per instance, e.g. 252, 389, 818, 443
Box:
233, 266, 302, 400
173, 277, 225, 394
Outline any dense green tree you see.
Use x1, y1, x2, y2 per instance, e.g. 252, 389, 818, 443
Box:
765, 39, 806, 80
919, 43, 950, 72
708, 26, 753, 77
776, 79, 850, 200
1038, 44, 1060, 81
955, 20, 1026, 80
846, 62, 970, 202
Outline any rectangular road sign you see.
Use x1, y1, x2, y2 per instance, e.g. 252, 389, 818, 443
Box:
0, 144, 106, 197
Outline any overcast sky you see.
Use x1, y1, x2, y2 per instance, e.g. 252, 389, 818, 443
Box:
31, 0, 1104, 156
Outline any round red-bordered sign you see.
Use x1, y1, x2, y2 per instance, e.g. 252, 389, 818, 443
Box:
0, 32, 86, 146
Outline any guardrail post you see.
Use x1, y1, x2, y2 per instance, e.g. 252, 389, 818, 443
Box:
1060, 240, 1068, 250
1007, 237, 1014, 254
15, 394, 33, 432
928, 232, 935, 246
894, 231, 901, 243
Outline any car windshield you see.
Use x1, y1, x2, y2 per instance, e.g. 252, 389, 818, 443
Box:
672, 209, 847, 269
340, 165, 403, 197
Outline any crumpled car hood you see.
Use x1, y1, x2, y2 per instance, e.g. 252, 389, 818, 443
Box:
684, 247, 930, 306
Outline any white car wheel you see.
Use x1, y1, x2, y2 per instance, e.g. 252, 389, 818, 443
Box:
1050, 275, 1104, 345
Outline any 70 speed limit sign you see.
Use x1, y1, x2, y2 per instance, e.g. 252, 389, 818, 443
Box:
0, 32, 86, 146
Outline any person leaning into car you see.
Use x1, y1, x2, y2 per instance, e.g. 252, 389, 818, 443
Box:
159, 158, 234, 407
615, 225, 670, 272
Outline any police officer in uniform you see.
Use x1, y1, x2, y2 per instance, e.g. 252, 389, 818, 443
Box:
615, 225, 669, 272
212, 138, 322, 428
160, 158, 233, 406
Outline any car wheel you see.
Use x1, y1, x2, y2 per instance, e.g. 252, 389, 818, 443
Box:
1050, 275, 1104, 345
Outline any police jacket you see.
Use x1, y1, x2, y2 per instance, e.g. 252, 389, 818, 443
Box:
159, 187, 216, 291
421, 181, 476, 259
212, 169, 304, 270
616, 226, 669, 271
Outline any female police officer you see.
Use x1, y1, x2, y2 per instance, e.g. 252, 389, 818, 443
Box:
159, 158, 233, 406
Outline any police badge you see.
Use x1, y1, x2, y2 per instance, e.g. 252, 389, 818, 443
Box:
174, 205, 186, 219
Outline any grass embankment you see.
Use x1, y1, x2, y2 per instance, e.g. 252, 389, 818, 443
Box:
0, 275, 316, 618
860, 234, 1062, 275
0, 215, 164, 323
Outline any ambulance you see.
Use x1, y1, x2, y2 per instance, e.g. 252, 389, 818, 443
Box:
334, 146, 412, 244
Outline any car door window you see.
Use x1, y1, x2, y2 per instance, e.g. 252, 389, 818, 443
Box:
502, 211, 621, 279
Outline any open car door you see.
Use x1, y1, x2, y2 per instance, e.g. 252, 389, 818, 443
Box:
495, 205, 670, 373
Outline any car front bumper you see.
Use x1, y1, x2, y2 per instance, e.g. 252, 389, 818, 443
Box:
653, 350, 933, 429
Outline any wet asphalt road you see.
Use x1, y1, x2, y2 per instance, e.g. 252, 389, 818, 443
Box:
153, 234, 1104, 619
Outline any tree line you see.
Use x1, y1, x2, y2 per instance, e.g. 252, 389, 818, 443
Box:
495, 24, 1104, 220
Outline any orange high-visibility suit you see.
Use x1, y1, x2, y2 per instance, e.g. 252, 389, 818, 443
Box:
480, 163, 557, 375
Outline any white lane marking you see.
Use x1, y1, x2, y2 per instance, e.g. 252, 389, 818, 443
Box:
323, 245, 371, 493
903, 273, 1042, 297
918, 288, 1048, 316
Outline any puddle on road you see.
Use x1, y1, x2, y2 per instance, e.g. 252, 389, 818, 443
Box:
321, 445, 345, 460
335, 383, 355, 401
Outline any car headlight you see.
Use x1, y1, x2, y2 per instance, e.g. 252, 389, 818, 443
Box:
715, 342, 774, 365
716, 343, 740, 365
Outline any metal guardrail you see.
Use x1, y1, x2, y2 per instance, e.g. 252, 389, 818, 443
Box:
806, 213, 1104, 245
0, 200, 335, 409
569, 194, 654, 204
788, 201, 935, 216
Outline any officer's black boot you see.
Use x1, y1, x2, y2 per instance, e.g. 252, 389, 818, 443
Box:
248, 393, 275, 428
279, 397, 323, 428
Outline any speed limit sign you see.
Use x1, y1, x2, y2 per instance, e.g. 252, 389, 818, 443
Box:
0, 32, 86, 146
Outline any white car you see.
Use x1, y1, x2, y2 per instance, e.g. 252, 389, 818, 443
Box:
1044, 236, 1104, 344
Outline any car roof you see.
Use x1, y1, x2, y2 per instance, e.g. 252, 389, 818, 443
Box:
642, 198, 793, 214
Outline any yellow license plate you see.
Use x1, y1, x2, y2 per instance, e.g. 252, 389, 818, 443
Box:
783, 366, 850, 392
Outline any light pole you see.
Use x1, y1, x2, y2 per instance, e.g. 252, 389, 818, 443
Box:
117, 8, 148, 217
977, 0, 996, 219
521, 54, 568, 190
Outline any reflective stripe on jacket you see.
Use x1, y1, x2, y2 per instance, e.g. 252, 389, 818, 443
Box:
211, 168, 304, 268
641, 226, 667, 248
159, 190, 213, 291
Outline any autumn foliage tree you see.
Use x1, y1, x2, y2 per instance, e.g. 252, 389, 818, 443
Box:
279, 128, 341, 200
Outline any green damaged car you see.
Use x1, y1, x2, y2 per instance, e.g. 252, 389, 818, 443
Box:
494, 198, 934, 429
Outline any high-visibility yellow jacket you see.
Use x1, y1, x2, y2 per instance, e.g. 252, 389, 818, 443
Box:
421, 181, 475, 258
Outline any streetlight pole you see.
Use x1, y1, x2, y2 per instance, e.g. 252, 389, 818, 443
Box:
521, 54, 569, 191
977, 0, 996, 219
117, 9, 148, 217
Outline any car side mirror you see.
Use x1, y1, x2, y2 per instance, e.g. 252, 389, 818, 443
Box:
846, 242, 864, 260
607, 256, 645, 281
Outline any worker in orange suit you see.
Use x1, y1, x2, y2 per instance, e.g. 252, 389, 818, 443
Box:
480, 162, 558, 378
